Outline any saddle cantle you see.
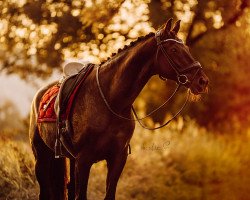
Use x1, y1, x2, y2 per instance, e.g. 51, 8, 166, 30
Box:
63, 61, 90, 77
37, 63, 94, 158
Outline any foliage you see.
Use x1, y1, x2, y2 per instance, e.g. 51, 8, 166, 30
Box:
1, 118, 250, 199
0, 0, 149, 78
188, 12, 250, 128
1, 0, 249, 76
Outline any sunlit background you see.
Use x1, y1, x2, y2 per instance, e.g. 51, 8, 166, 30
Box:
1, 0, 250, 199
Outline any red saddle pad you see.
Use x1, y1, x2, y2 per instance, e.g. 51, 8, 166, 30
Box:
37, 64, 94, 123
37, 85, 59, 122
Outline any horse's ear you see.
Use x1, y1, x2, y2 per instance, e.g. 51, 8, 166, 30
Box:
172, 20, 181, 35
164, 18, 173, 33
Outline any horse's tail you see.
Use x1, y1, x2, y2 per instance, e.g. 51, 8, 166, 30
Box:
29, 81, 57, 151
29, 82, 68, 199
29, 87, 41, 159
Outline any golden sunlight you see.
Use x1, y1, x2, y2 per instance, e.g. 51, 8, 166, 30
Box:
1, 1, 250, 199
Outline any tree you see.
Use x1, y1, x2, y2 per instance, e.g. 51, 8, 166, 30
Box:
1, 0, 249, 77
0, 0, 147, 78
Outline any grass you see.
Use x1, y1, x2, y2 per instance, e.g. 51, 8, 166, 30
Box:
1, 118, 250, 199
0, 135, 37, 200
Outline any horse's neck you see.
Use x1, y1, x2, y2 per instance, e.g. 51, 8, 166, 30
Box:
101, 36, 156, 111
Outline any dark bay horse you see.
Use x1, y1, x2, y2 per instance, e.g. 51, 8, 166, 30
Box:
29, 19, 209, 200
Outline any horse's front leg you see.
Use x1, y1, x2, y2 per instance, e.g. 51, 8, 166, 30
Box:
75, 153, 92, 200
105, 147, 128, 200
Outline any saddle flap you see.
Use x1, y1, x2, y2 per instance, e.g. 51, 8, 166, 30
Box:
37, 63, 94, 123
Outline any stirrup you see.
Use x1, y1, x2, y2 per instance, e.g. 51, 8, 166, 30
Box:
54, 139, 64, 158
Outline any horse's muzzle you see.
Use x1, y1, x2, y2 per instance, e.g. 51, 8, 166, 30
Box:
190, 73, 209, 95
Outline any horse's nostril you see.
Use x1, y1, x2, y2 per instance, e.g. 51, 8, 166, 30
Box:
199, 77, 208, 86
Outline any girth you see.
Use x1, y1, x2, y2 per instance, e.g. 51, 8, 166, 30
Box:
55, 63, 94, 158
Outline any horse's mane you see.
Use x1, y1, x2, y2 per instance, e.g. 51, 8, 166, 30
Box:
100, 32, 155, 65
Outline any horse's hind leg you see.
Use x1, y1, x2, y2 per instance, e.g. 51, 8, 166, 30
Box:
32, 129, 66, 200
30, 83, 66, 199
32, 127, 53, 199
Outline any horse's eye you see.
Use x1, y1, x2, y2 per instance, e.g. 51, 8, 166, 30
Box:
172, 48, 177, 53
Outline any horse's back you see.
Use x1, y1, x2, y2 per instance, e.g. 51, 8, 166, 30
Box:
31, 81, 58, 115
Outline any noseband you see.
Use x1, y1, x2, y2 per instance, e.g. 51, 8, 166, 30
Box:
155, 30, 202, 85
96, 31, 202, 130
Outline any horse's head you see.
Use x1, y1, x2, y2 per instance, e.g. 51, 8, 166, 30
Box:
154, 18, 209, 94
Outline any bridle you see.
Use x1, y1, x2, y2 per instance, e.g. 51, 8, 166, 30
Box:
96, 30, 202, 130
155, 30, 202, 85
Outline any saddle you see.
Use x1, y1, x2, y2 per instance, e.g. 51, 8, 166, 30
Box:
37, 62, 94, 158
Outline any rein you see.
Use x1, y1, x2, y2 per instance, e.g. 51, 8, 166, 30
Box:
132, 91, 190, 130
96, 31, 200, 130
96, 66, 181, 122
